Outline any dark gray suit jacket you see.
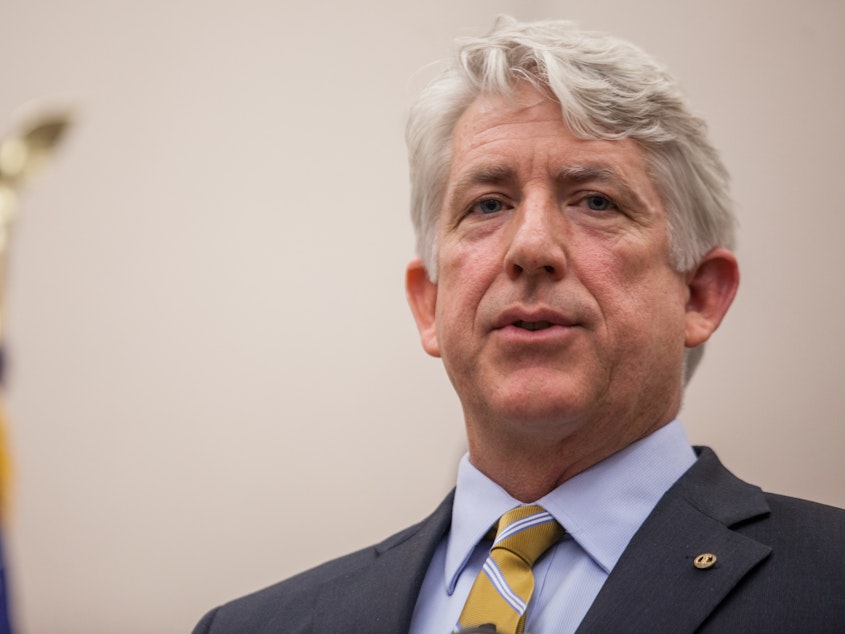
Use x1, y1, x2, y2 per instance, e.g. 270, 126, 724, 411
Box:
193, 448, 845, 632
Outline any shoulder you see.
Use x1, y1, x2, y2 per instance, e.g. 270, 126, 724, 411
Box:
677, 447, 845, 554
684, 446, 845, 531
678, 448, 845, 626
192, 541, 387, 634
751, 490, 845, 555
719, 492, 845, 627
586, 446, 845, 632
192, 492, 454, 634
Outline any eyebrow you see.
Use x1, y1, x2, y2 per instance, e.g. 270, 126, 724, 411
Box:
448, 164, 518, 201
556, 164, 648, 208
556, 164, 631, 189
450, 163, 636, 194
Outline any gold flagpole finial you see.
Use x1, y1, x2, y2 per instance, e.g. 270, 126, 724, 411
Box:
0, 110, 73, 335
0, 112, 72, 246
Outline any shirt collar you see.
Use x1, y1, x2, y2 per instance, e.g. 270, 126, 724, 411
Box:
444, 419, 696, 593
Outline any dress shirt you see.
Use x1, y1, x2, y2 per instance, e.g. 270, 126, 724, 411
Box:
408, 420, 697, 634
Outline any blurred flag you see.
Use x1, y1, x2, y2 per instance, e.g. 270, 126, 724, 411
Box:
0, 354, 11, 634
0, 110, 72, 634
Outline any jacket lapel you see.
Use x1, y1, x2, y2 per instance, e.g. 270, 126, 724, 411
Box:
313, 491, 454, 632
576, 447, 772, 633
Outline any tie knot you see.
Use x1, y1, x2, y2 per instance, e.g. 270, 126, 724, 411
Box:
493, 505, 565, 566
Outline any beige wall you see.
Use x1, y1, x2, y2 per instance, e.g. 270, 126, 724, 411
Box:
0, 1, 842, 632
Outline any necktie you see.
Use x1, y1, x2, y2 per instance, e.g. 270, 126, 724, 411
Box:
456, 505, 565, 634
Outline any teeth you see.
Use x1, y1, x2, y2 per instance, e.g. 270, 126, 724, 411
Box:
515, 320, 552, 331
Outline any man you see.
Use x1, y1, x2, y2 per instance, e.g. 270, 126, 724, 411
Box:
193, 17, 845, 633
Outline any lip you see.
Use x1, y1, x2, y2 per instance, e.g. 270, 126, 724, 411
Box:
490, 305, 581, 345
492, 306, 579, 331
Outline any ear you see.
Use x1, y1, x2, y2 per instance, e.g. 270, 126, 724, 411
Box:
684, 247, 740, 348
405, 258, 441, 357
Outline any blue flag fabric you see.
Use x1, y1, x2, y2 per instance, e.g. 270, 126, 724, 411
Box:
0, 536, 10, 634
0, 347, 12, 633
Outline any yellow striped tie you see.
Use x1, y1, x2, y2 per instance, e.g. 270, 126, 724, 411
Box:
456, 505, 564, 634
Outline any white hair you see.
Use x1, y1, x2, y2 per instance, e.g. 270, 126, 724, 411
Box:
406, 16, 737, 381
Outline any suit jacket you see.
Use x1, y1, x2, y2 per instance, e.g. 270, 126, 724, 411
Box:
193, 448, 845, 632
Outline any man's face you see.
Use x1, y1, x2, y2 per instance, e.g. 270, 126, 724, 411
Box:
407, 84, 729, 458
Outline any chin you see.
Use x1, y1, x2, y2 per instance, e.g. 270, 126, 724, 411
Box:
487, 392, 594, 430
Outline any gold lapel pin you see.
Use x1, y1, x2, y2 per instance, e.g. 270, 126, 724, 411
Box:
694, 553, 717, 569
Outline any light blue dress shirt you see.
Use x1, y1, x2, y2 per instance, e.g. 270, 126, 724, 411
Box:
408, 420, 697, 634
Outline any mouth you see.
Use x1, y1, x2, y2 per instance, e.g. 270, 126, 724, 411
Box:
514, 320, 554, 332
493, 306, 577, 332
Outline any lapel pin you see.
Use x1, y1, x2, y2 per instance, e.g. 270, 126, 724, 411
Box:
694, 553, 717, 569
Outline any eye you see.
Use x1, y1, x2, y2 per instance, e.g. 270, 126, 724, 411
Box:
584, 194, 615, 212
470, 197, 507, 215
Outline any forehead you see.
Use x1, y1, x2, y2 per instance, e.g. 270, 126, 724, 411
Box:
448, 85, 655, 190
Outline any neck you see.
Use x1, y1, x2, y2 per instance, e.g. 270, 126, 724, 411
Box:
465, 412, 674, 502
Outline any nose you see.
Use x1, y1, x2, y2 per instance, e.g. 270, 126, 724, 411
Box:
503, 195, 567, 281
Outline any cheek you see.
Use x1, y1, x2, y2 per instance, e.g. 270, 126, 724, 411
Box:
576, 225, 675, 287
579, 244, 687, 333
437, 241, 502, 305
573, 244, 640, 308
442, 230, 504, 270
